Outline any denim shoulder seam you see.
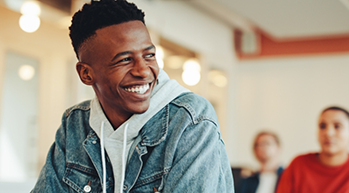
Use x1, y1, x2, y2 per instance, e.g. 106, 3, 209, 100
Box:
185, 116, 218, 129
186, 118, 222, 141
64, 100, 91, 117
195, 116, 218, 127
171, 99, 218, 126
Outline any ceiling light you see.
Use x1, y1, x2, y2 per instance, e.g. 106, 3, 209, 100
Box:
20, 1, 41, 16
182, 59, 201, 86
18, 65, 35, 81
183, 59, 201, 72
182, 70, 201, 86
19, 15, 40, 33
19, 1, 41, 33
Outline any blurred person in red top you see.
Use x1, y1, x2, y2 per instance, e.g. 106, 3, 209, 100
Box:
276, 106, 349, 193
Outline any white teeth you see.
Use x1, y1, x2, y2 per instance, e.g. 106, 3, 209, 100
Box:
124, 83, 149, 94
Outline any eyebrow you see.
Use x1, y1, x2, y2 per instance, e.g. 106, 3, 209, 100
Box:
145, 45, 155, 51
111, 51, 132, 62
111, 45, 155, 62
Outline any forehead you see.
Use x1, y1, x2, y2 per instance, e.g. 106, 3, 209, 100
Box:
319, 110, 349, 126
320, 110, 349, 122
95, 21, 150, 42
78, 21, 152, 62
257, 134, 275, 142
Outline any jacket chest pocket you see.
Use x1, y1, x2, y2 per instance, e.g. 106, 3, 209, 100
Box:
129, 169, 169, 193
63, 164, 106, 193
130, 177, 163, 193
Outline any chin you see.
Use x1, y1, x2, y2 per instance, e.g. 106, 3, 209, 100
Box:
133, 108, 148, 114
321, 148, 338, 156
129, 104, 150, 114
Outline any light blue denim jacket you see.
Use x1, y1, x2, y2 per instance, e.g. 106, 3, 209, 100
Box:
32, 92, 234, 193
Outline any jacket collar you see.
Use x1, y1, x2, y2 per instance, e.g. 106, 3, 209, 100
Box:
85, 102, 169, 148
139, 104, 169, 147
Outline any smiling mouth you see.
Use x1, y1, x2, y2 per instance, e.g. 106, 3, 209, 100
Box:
124, 83, 150, 94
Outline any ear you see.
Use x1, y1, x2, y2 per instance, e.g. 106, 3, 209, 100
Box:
76, 62, 94, 85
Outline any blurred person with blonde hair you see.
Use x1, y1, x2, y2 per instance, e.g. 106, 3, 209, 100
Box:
276, 106, 349, 193
239, 131, 284, 193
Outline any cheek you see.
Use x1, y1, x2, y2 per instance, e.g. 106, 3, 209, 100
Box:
150, 63, 160, 75
339, 130, 349, 144
98, 77, 122, 96
256, 147, 268, 155
318, 130, 325, 140
270, 146, 279, 153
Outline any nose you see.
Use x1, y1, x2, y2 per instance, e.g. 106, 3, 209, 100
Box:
324, 126, 335, 137
130, 58, 150, 78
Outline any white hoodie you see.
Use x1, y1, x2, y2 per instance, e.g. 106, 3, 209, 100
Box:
89, 69, 189, 193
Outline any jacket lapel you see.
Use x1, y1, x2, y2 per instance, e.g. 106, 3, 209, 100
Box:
83, 130, 114, 190
123, 104, 169, 192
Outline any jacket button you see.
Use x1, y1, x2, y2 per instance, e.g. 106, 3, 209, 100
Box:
83, 185, 91, 192
92, 141, 97, 144
123, 185, 127, 190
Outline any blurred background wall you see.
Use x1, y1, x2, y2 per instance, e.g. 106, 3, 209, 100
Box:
0, 0, 348, 191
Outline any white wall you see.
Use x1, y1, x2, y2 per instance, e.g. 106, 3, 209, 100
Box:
0, 51, 39, 181
233, 54, 349, 168
0, 5, 75, 174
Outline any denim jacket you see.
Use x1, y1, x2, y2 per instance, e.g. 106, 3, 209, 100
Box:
32, 92, 234, 193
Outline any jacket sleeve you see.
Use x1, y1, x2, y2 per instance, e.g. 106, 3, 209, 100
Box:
162, 119, 235, 193
31, 114, 69, 192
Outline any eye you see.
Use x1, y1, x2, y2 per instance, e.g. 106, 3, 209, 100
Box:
144, 53, 155, 59
120, 57, 131, 62
115, 57, 132, 65
334, 123, 342, 129
319, 122, 326, 129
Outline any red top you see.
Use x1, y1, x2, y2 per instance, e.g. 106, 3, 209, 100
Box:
276, 153, 349, 193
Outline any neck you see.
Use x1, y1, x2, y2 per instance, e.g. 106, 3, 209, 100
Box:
260, 158, 279, 173
97, 97, 132, 130
318, 151, 348, 166
103, 107, 131, 129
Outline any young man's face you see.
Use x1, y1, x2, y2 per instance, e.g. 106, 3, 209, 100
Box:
318, 110, 349, 156
78, 21, 159, 124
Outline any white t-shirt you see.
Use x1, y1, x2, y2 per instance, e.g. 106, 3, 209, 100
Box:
256, 172, 277, 193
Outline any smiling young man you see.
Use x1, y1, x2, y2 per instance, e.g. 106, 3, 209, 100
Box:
31, 0, 234, 193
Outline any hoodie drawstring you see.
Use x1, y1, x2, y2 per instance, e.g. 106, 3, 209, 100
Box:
100, 121, 107, 193
100, 122, 129, 193
120, 123, 129, 193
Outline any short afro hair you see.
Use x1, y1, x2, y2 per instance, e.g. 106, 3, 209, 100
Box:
69, 0, 145, 59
